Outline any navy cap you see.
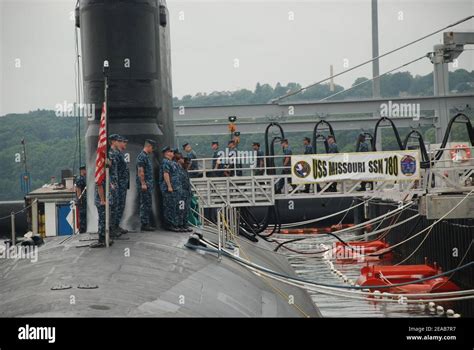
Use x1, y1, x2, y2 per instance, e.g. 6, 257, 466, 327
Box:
79, 165, 86, 170
145, 139, 157, 146
182, 143, 189, 149
252, 142, 260, 146
161, 146, 172, 153
109, 134, 119, 141
211, 141, 219, 145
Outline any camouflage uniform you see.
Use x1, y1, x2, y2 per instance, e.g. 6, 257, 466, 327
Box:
176, 163, 192, 227
160, 158, 180, 228
304, 144, 313, 154
185, 149, 199, 178
75, 174, 87, 233
357, 141, 369, 152
328, 142, 339, 153
95, 180, 113, 242
115, 150, 129, 227
109, 148, 120, 228
136, 150, 154, 227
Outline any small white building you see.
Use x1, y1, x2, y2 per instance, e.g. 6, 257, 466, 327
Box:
25, 178, 77, 237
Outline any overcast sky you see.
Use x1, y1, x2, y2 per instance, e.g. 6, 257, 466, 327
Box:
0, 0, 473, 115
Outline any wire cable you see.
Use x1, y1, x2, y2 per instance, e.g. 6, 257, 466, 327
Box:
272, 15, 474, 102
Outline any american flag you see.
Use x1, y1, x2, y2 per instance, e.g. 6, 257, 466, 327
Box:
95, 102, 107, 185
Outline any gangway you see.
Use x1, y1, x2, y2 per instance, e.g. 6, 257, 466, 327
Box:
189, 147, 473, 209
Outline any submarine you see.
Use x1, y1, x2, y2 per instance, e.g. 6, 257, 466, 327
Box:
0, 0, 320, 318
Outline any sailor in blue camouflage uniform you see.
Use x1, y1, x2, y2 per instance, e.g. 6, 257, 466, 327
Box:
136, 139, 156, 231
174, 149, 193, 232
115, 135, 129, 234
92, 177, 114, 248
75, 165, 87, 233
327, 135, 339, 154
356, 133, 369, 153
303, 137, 313, 154
160, 146, 181, 232
181, 156, 194, 230
108, 134, 120, 237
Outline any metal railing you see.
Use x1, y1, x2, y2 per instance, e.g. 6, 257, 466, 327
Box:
425, 145, 474, 194
188, 147, 473, 207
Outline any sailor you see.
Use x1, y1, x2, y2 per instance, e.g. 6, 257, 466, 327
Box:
252, 142, 264, 176
327, 135, 339, 153
356, 133, 369, 152
174, 150, 193, 232
115, 135, 129, 234
136, 139, 156, 231
108, 134, 120, 237
275, 139, 293, 194
75, 165, 87, 233
303, 137, 313, 154
92, 164, 114, 248
182, 143, 199, 177
160, 146, 181, 232
210, 141, 222, 177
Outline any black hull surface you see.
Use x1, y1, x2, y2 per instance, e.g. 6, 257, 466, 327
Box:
249, 197, 355, 227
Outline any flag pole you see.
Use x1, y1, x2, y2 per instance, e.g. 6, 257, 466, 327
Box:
103, 60, 110, 248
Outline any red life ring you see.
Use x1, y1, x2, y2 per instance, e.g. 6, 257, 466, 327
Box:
450, 144, 471, 162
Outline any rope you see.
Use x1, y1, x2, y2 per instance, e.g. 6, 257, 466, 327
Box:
219, 211, 311, 317
280, 198, 367, 228
276, 201, 415, 245
318, 55, 427, 102
190, 235, 474, 294
194, 227, 474, 304
0, 200, 37, 221
365, 190, 473, 256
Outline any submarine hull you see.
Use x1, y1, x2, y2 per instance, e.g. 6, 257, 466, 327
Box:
0, 229, 320, 317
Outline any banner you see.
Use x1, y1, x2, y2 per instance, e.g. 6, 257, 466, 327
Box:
291, 150, 420, 184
